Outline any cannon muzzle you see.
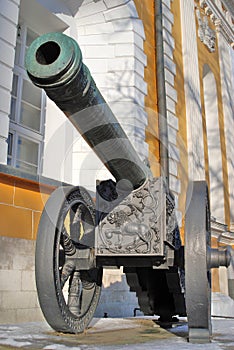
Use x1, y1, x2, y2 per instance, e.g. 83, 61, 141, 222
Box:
25, 32, 149, 189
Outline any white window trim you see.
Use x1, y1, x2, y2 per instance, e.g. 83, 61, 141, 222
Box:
8, 23, 46, 175
8, 131, 43, 174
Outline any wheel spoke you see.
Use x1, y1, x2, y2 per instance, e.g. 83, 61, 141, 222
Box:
68, 271, 82, 316
35, 186, 102, 333
60, 260, 75, 289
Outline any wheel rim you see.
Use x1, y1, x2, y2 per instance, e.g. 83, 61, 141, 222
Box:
185, 181, 212, 343
36, 186, 102, 333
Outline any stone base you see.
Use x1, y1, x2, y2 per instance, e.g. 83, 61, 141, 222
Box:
212, 292, 234, 318
0, 236, 44, 324
94, 267, 141, 318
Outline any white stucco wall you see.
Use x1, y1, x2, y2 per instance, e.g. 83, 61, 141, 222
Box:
217, 32, 234, 227
203, 66, 225, 223
162, 0, 182, 225
180, 0, 205, 181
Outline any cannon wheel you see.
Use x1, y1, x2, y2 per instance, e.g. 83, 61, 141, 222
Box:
35, 186, 102, 333
185, 181, 212, 343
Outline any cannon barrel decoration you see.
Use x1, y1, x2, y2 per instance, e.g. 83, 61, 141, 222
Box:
25, 32, 232, 342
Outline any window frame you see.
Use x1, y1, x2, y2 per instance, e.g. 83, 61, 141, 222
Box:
8, 130, 43, 174
8, 23, 46, 175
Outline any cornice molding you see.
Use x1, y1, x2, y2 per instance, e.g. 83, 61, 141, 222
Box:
195, 0, 234, 47
211, 219, 234, 245
222, 0, 234, 19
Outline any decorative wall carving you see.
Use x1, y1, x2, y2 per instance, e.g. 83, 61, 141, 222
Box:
196, 8, 216, 52
194, 0, 234, 47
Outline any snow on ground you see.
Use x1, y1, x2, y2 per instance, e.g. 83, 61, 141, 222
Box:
0, 317, 234, 350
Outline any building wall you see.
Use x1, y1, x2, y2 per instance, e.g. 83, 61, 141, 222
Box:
217, 25, 234, 229
175, 0, 234, 316
0, 167, 54, 323
179, 0, 206, 181
134, 0, 160, 177
0, 172, 52, 240
195, 3, 229, 225
194, 0, 234, 299
0, 236, 43, 323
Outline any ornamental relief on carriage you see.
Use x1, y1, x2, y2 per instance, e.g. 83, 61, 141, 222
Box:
96, 178, 166, 255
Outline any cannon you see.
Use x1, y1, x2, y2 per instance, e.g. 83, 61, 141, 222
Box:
25, 32, 232, 343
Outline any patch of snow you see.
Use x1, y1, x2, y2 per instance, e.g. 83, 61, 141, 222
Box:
89, 317, 141, 332
0, 326, 20, 332
0, 338, 32, 348
94, 339, 221, 350
43, 345, 81, 350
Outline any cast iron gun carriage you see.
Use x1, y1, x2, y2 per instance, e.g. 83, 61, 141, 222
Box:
25, 32, 232, 343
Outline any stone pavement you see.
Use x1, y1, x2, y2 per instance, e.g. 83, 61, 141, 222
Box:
0, 317, 234, 350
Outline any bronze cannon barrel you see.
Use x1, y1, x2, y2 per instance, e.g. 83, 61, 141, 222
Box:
25, 32, 149, 189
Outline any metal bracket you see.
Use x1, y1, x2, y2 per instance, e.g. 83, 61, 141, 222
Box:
61, 240, 95, 275
207, 246, 232, 269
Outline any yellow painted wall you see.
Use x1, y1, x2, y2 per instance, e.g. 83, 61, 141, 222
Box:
195, 7, 230, 228
0, 173, 53, 240
134, 0, 160, 177
211, 236, 222, 292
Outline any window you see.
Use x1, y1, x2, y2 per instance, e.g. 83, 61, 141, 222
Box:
7, 25, 46, 174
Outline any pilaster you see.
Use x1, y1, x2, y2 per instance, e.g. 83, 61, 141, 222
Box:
160, 0, 182, 224
180, 0, 205, 181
